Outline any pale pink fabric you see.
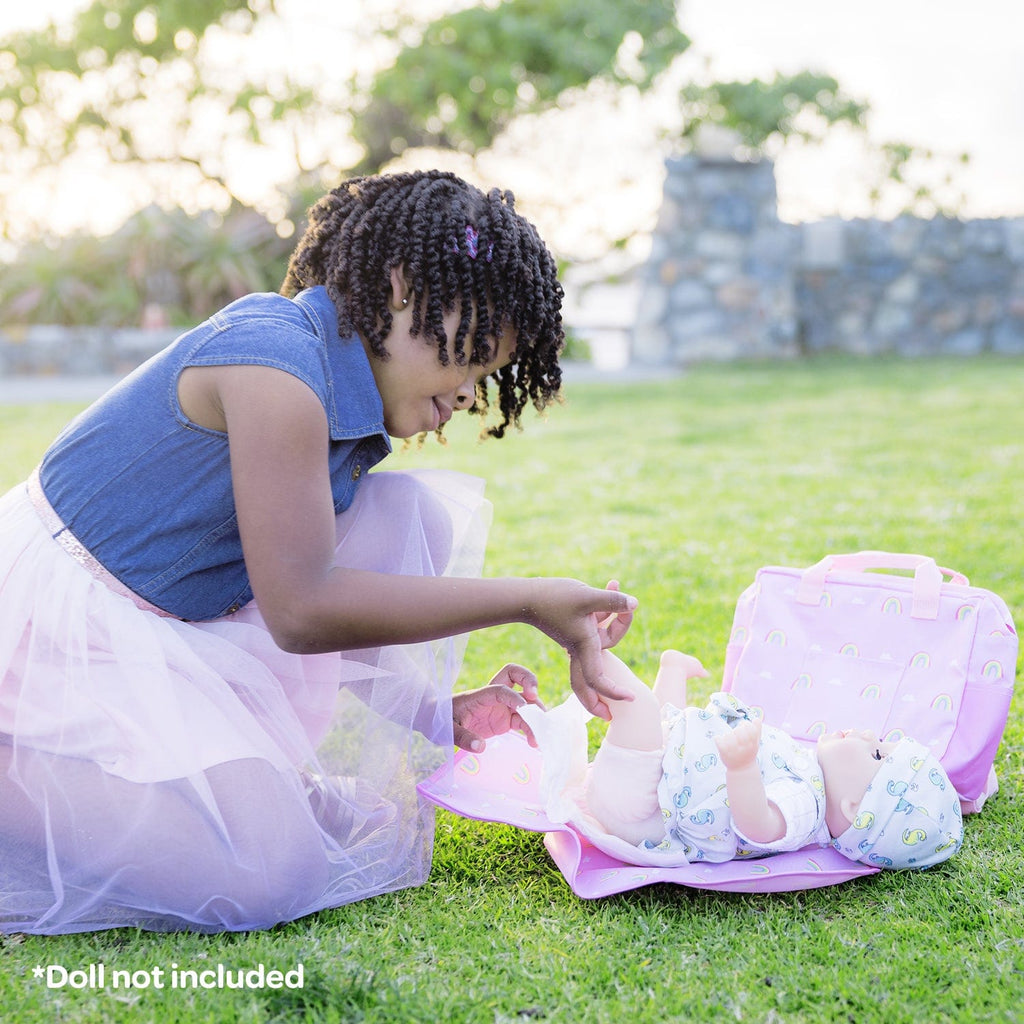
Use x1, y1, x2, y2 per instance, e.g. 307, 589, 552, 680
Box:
0, 469, 490, 933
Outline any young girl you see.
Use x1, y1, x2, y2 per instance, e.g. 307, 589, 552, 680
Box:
0, 170, 637, 934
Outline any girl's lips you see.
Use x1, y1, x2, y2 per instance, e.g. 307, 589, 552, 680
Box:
433, 399, 452, 427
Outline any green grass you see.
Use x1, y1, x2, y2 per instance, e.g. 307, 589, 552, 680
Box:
1, 355, 1022, 1023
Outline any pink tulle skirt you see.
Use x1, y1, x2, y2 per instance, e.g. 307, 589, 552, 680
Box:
0, 469, 490, 933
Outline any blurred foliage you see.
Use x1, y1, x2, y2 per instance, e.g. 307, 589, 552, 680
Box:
0, 0, 687, 235
0, 0, 332, 237
0, 204, 293, 327
0, 1, 972, 325
870, 141, 971, 217
679, 72, 868, 150
353, 0, 688, 170
675, 71, 969, 217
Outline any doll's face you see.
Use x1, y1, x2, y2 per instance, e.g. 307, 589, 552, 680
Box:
817, 730, 899, 837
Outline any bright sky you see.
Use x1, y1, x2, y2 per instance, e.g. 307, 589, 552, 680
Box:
2, 0, 1022, 258
684, 0, 1024, 224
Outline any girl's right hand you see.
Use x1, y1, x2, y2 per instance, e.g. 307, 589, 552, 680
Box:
596, 578, 634, 649
525, 578, 639, 721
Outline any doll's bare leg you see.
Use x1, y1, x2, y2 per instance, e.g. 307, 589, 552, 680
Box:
653, 650, 709, 709
598, 650, 663, 750
585, 652, 665, 844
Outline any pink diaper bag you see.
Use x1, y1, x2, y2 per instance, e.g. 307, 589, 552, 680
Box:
722, 551, 1018, 811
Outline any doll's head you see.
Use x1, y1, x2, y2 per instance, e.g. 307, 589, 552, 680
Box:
282, 169, 564, 437
817, 731, 962, 869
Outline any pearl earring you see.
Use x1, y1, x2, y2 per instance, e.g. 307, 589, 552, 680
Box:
401, 297, 409, 307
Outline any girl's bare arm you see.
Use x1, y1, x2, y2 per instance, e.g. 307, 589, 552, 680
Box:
209, 364, 637, 717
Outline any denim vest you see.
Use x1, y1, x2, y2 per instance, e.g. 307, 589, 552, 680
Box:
38, 287, 391, 620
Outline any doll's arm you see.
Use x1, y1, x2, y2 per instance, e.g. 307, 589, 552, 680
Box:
715, 720, 787, 844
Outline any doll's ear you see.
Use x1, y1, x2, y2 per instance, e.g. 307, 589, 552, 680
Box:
389, 264, 412, 311
838, 795, 860, 828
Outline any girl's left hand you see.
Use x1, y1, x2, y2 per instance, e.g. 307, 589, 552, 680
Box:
452, 664, 546, 753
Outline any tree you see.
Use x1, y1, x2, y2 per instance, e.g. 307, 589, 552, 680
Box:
1, 0, 968, 297
0, 0, 340, 242
351, 0, 688, 171
673, 71, 967, 217
677, 72, 868, 153
0, 0, 688, 242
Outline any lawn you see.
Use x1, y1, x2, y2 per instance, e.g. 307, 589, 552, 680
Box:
0, 355, 1021, 1023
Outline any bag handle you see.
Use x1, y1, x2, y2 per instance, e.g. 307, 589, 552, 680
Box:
796, 551, 969, 620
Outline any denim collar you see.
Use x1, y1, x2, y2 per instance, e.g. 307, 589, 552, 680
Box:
293, 286, 391, 447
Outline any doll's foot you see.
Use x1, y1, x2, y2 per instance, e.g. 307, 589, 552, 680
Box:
653, 650, 709, 708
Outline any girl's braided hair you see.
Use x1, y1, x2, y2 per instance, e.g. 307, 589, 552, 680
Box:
281, 169, 564, 438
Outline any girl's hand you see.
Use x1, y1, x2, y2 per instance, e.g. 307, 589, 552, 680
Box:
452, 664, 546, 753
596, 579, 634, 649
525, 578, 639, 722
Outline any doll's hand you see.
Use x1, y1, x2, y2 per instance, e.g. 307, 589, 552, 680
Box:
715, 719, 762, 771
452, 664, 546, 753
715, 719, 786, 844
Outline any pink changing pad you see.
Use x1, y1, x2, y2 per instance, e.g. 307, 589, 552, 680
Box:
417, 731, 876, 896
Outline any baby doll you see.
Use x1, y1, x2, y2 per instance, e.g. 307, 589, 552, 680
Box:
523, 650, 963, 870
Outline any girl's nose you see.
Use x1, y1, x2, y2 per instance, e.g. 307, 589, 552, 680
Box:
454, 381, 475, 406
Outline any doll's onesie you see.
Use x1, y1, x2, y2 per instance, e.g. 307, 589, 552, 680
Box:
588, 693, 831, 863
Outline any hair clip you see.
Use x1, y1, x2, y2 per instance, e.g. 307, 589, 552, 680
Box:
447, 224, 494, 262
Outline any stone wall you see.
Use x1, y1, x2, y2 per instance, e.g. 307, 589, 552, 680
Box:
5, 158, 1024, 377
633, 155, 1024, 364
0, 324, 179, 377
